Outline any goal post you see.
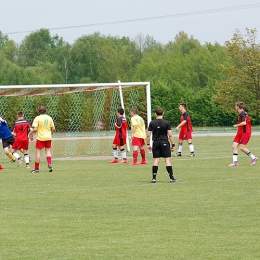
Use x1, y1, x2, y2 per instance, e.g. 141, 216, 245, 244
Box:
0, 82, 151, 159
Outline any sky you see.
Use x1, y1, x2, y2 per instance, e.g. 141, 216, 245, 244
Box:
1, 0, 260, 45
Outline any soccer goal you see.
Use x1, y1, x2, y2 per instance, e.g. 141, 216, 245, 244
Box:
0, 82, 151, 160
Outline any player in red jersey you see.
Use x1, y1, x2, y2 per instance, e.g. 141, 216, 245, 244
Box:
12, 111, 32, 168
110, 108, 128, 164
228, 102, 258, 166
175, 103, 195, 157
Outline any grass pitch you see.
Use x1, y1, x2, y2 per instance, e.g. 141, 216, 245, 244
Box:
0, 135, 260, 260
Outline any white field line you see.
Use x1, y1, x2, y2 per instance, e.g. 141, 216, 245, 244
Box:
50, 131, 260, 140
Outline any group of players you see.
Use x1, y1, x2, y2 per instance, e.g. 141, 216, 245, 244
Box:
110, 102, 258, 183
0, 105, 55, 173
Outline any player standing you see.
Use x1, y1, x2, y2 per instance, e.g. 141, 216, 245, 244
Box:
12, 111, 32, 168
228, 101, 258, 166
175, 103, 195, 157
110, 108, 128, 164
29, 105, 55, 173
130, 108, 147, 165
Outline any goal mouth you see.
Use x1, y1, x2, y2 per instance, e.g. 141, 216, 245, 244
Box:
0, 82, 151, 159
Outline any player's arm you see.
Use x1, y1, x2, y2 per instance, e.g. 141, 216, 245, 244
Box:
233, 114, 246, 127
132, 125, 137, 138
51, 126, 56, 135
114, 118, 122, 129
167, 129, 175, 151
29, 127, 37, 141
146, 130, 152, 152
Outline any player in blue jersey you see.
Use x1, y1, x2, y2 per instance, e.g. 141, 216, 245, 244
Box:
0, 116, 16, 163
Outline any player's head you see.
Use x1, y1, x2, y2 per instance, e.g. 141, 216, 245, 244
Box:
17, 111, 24, 118
117, 108, 124, 115
130, 107, 138, 115
235, 102, 244, 111
155, 108, 164, 116
38, 105, 47, 114
179, 103, 187, 109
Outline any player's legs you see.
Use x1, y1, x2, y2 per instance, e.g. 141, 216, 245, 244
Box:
139, 144, 146, 164
186, 137, 195, 156
3, 146, 16, 161
151, 158, 160, 182
2, 138, 16, 161
228, 141, 239, 166
132, 145, 139, 164
119, 145, 127, 163
175, 139, 183, 156
45, 141, 53, 172
239, 136, 258, 165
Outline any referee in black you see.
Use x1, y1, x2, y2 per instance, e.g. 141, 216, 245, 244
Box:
147, 108, 179, 183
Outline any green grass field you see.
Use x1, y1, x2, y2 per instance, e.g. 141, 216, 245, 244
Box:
1, 135, 260, 260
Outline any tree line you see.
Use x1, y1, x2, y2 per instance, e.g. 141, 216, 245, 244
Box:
1, 28, 260, 127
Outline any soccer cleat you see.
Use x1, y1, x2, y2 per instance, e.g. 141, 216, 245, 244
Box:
151, 179, 156, 183
10, 159, 16, 163
31, 169, 39, 173
130, 162, 139, 166
17, 158, 23, 167
26, 164, 30, 169
119, 160, 128, 164
174, 153, 181, 157
170, 179, 180, 183
189, 153, 195, 157
140, 161, 147, 164
48, 164, 53, 172
250, 157, 258, 166
109, 159, 119, 164
0, 164, 4, 170
228, 162, 238, 167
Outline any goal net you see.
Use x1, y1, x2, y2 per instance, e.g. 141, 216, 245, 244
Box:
0, 82, 151, 160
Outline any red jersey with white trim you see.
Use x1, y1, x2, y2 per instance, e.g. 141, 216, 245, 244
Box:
12, 120, 31, 141
237, 111, 251, 135
115, 116, 128, 139
180, 111, 193, 133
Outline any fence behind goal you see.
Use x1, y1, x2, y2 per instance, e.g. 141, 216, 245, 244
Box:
0, 82, 151, 160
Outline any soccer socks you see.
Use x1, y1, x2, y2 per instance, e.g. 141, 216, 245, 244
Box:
152, 166, 158, 180
47, 156, 52, 165
34, 162, 40, 170
233, 153, 238, 163
133, 150, 138, 163
7, 153, 16, 161
166, 166, 174, 180
24, 154, 30, 164
113, 148, 118, 159
177, 144, 183, 154
140, 148, 146, 162
12, 152, 21, 160
247, 152, 256, 160
188, 142, 195, 154
120, 149, 127, 160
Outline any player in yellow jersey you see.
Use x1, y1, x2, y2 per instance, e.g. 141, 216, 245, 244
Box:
29, 105, 55, 173
130, 108, 147, 165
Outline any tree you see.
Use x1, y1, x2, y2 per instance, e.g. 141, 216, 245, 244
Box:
214, 28, 260, 118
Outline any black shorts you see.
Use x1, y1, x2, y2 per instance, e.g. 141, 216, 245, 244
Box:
2, 135, 15, 149
152, 140, 171, 158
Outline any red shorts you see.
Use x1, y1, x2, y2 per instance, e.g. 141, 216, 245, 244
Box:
179, 131, 192, 140
12, 140, 29, 150
113, 137, 126, 147
36, 140, 52, 149
233, 134, 251, 145
132, 137, 145, 147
